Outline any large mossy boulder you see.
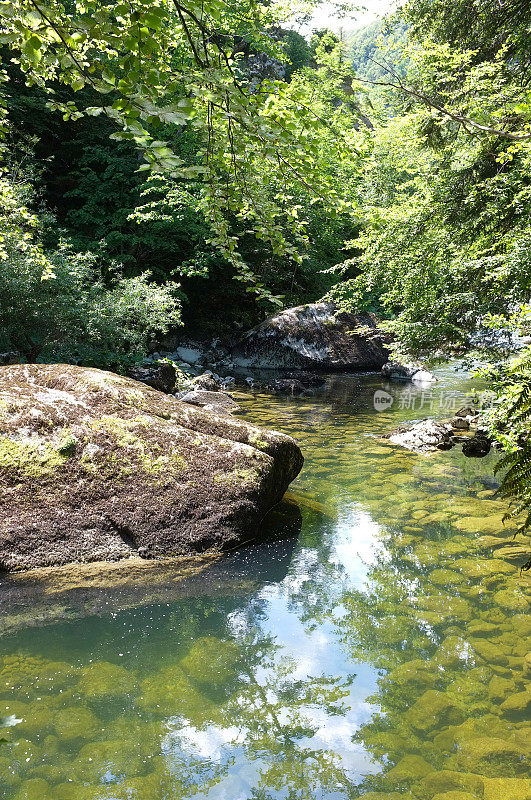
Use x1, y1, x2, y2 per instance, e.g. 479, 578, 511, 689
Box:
0, 364, 303, 570
231, 302, 389, 371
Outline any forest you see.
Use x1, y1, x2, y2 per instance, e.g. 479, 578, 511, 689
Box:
1, 0, 530, 553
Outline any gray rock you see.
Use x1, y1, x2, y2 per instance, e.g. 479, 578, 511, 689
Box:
381, 361, 419, 380
172, 345, 204, 365
411, 369, 437, 385
231, 302, 389, 371
387, 419, 454, 453
0, 364, 302, 570
192, 372, 223, 392
127, 362, 176, 394
450, 416, 470, 430
455, 405, 477, 418
179, 390, 240, 415
382, 361, 436, 384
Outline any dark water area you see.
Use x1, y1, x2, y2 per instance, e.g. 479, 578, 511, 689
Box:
0, 364, 529, 800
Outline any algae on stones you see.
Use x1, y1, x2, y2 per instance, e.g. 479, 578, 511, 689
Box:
77, 662, 138, 701
179, 636, 240, 686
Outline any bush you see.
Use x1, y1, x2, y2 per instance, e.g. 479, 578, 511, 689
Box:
0, 176, 181, 369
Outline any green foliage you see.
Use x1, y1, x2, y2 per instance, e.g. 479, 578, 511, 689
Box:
480, 344, 531, 569
327, 0, 531, 557
345, 19, 409, 83
401, 0, 531, 63
0, 0, 356, 293
0, 171, 181, 368
329, 0, 531, 354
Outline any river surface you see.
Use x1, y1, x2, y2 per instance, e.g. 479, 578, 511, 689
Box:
0, 364, 530, 800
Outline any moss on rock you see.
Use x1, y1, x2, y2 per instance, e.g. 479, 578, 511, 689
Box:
180, 636, 240, 686
421, 770, 484, 797
0, 364, 303, 570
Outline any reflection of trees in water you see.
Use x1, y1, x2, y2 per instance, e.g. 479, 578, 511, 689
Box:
329, 520, 531, 799
158, 620, 354, 800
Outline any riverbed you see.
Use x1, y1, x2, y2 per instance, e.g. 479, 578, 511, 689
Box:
0, 364, 529, 799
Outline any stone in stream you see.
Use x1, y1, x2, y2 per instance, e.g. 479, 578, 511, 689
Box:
192, 372, 223, 392
386, 419, 454, 453
126, 361, 176, 394
0, 364, 303, 571
381, 360, 437, 384
231, 301, 390, 371
462, 430, 492, 457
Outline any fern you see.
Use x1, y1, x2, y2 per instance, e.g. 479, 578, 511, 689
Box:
492, 347, 531, 570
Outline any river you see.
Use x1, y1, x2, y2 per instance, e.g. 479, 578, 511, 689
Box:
0, 363, 529, 800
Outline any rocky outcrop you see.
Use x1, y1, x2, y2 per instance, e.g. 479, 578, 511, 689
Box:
231, 302, 389, 371
0, 365, 303, 571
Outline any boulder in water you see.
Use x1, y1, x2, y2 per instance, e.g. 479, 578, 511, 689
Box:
387, 419, 454, 453
231, 302, 389, 371
192, 372, 223, 392
179, 389, 240, 415
381, 361, 437, 384
462, 431, 492, 457
0, 364, 303, 570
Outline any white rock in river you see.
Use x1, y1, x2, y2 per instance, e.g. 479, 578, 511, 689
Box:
231, 302, 389, 371
411, 369, 437, 385
381, 361, 437, 384
388, 419, 453, 453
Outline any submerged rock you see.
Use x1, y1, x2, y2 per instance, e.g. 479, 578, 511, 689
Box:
387, 419, 454, 453
482, 777, 531, 800
386, 754, 434, 781
231, 302, 389, 371
0, 364, 303, 571
268, 378, 307, 395
431, 793, 479, 800
406, 689, 465, 733
421, 771, 484, 797
77, 662, 137, 700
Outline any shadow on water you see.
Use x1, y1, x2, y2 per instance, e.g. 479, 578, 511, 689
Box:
0, 501, 302, 639
0, 362, 529, 800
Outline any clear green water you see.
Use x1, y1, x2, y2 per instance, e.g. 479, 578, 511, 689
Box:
0, 365, 530, 800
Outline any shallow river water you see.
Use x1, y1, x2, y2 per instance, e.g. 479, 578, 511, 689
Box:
0, 364, 530, 800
